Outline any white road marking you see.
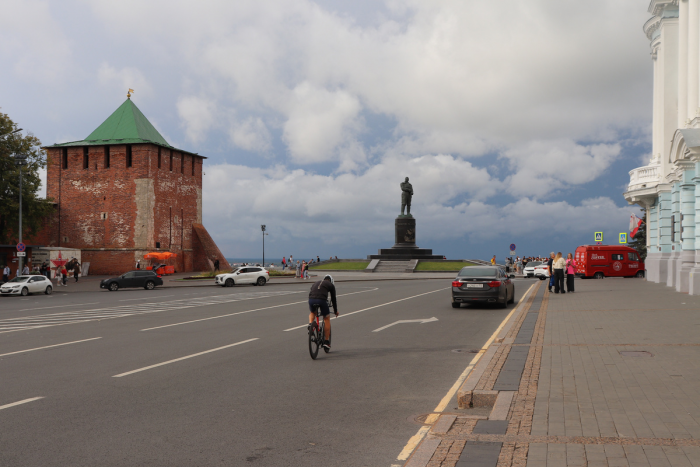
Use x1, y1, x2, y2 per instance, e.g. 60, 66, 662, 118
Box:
142, 287, 378, 331
0, 291, 304, 334
112, 338, 259, 377
0, 397, 44, 411
372, 317, 438, 332
0, 337, 102, 358
18, 302, 100, 312
284, 288, 448, 331
119, 295, 173, 302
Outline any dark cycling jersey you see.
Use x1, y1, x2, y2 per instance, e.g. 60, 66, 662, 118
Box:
309, 280, 338, 312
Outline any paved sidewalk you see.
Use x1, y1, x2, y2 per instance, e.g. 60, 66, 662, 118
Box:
404, 277, 700, 467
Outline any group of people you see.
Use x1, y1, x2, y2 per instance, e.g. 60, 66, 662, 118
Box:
546, 252, 576, 294
280, 255, 339, 279
55, 258, 81, 287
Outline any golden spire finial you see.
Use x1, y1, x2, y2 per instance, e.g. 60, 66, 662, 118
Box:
127, 88, 135, 99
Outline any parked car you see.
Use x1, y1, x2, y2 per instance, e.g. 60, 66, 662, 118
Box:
215, 267, 270, 287
575, 245, 645, 279
451, 266, 514, 308
100, 270, 163, 291
523, 261, 543, 277
1, 275, 53, 296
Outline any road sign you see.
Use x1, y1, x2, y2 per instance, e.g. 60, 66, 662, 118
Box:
372, 317, 438, 332
510, 251, 516, 256
16, 252, 26, 257
594, 232, 603, 242
16, 242, 26, 252
619, 233, 627, 243
509, 243, 516, 252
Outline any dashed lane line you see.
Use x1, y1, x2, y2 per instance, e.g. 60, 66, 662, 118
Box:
112, 338, 259, 377
140, 287, 379, 331
0, 397, 44, 411
283, 287, 449, 331
0, 337, 102, 358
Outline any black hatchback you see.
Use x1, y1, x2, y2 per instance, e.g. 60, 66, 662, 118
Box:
100, 270, 164, 291
451, 266, 514, 308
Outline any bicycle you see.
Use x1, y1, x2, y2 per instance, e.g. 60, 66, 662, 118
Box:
308, 299, 333, 360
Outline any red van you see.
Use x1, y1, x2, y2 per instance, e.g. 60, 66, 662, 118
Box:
575, 245, 645, 279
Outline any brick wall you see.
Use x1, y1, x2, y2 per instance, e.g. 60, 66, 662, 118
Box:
192, 224, 231, 272
41, 143, 213, 275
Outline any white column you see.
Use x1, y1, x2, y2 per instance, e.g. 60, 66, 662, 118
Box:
652, 48, 660, 159
689, 0, 699, 120
680, 0, 689, 126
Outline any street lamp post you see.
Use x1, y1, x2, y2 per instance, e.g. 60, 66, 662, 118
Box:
14, 153, 27, 275
261, 225, 266, 267
0, 128, 22, 140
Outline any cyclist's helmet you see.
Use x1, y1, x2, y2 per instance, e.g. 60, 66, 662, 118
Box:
323, 274, 334, 284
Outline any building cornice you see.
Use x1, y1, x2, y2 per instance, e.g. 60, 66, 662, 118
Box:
648, 0, 679, 17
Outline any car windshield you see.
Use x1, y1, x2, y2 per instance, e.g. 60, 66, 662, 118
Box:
7, 276, 29, 283
458, 267, 498, 278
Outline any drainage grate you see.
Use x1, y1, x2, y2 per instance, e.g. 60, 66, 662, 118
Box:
619, 351, 653, 357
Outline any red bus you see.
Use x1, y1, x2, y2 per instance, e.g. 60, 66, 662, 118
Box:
575, 245, 645, 279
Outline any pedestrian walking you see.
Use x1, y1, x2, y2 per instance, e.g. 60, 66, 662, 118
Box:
136, 260, 141, 270
282, 256, 287, 271
546, 252, 555, 292
73, 260, 81, 282
2, 265, 9, 284
552, 252, 566, 294
565, 253, 576, 292
316, 255, 320, 263
295, 260, 301, 278
490, 255, 496, 265
214, 258, 220, 271
301, 261, 307, 280
60, 266, 68, 287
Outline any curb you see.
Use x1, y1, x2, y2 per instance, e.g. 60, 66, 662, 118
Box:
457, 281, 539, 409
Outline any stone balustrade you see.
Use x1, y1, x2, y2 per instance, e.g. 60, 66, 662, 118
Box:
628, 165, 661, 190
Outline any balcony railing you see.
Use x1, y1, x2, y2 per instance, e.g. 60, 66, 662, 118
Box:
627, 165, 661, 191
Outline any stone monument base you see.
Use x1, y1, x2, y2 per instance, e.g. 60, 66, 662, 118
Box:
368, 216, 443, 260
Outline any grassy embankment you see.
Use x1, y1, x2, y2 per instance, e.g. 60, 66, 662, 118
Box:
308, 261, 370, 270
414, 261, 476, 271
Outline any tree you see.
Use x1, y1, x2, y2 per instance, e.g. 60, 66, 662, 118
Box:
629, 209, 647, 261
0, 110, 55, 245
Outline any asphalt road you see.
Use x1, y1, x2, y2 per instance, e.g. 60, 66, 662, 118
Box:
0, 277, 533, 466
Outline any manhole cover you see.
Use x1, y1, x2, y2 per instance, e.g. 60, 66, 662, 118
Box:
408, 413, 437, 425
619, 351, 653, 357
452, 349, 479, 353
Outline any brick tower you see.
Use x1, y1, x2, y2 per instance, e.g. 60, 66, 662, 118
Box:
42, 96, 229, 275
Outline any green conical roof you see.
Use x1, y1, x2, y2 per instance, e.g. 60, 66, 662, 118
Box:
85, 98, 169, 146
44, 98, 203, 157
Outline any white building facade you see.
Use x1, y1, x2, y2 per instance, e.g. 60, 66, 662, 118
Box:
625, 0, 700, 294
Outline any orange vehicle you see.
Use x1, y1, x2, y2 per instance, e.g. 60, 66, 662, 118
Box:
575, 245, 645, 279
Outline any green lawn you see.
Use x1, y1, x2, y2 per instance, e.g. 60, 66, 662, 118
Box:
309, 261, 370, 270
415, 261, 476, 271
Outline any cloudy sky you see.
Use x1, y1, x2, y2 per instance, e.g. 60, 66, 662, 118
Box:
0, 0, 653, 260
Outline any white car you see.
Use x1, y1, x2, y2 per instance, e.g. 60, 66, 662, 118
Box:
215, 267, 270, 287
1, 275, 53, 296
533, 264, 550, 280
523, 261, 543, 277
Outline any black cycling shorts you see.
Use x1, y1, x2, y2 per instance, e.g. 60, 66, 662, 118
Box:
308, 298, 330, 316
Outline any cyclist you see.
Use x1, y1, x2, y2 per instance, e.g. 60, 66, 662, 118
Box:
308, 274, 339, 350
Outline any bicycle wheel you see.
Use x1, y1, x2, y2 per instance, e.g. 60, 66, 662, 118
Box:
308, 322, 320, 360
323, 328, 332, 353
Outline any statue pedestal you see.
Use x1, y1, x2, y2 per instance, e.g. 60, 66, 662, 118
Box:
368, 216, 443, 260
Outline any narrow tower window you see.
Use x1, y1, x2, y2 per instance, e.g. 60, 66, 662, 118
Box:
83, 147, 89, 169
104, 146, 110, 168
62, 148, 68, 169
126, 145, 132, 168
169, 150, 173, 171
191, 156, 195, 176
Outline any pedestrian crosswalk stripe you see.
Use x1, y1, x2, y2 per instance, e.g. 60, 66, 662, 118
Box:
0, 291, 303, 333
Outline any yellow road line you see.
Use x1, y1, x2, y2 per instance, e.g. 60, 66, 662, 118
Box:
396, 282, 536, 462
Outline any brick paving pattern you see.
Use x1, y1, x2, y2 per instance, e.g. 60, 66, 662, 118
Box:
405, 278, 700, 466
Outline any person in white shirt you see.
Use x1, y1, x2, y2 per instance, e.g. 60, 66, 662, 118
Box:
2, 265, 9, 283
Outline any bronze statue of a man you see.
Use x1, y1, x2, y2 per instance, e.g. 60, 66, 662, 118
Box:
400, 177, 413, 216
